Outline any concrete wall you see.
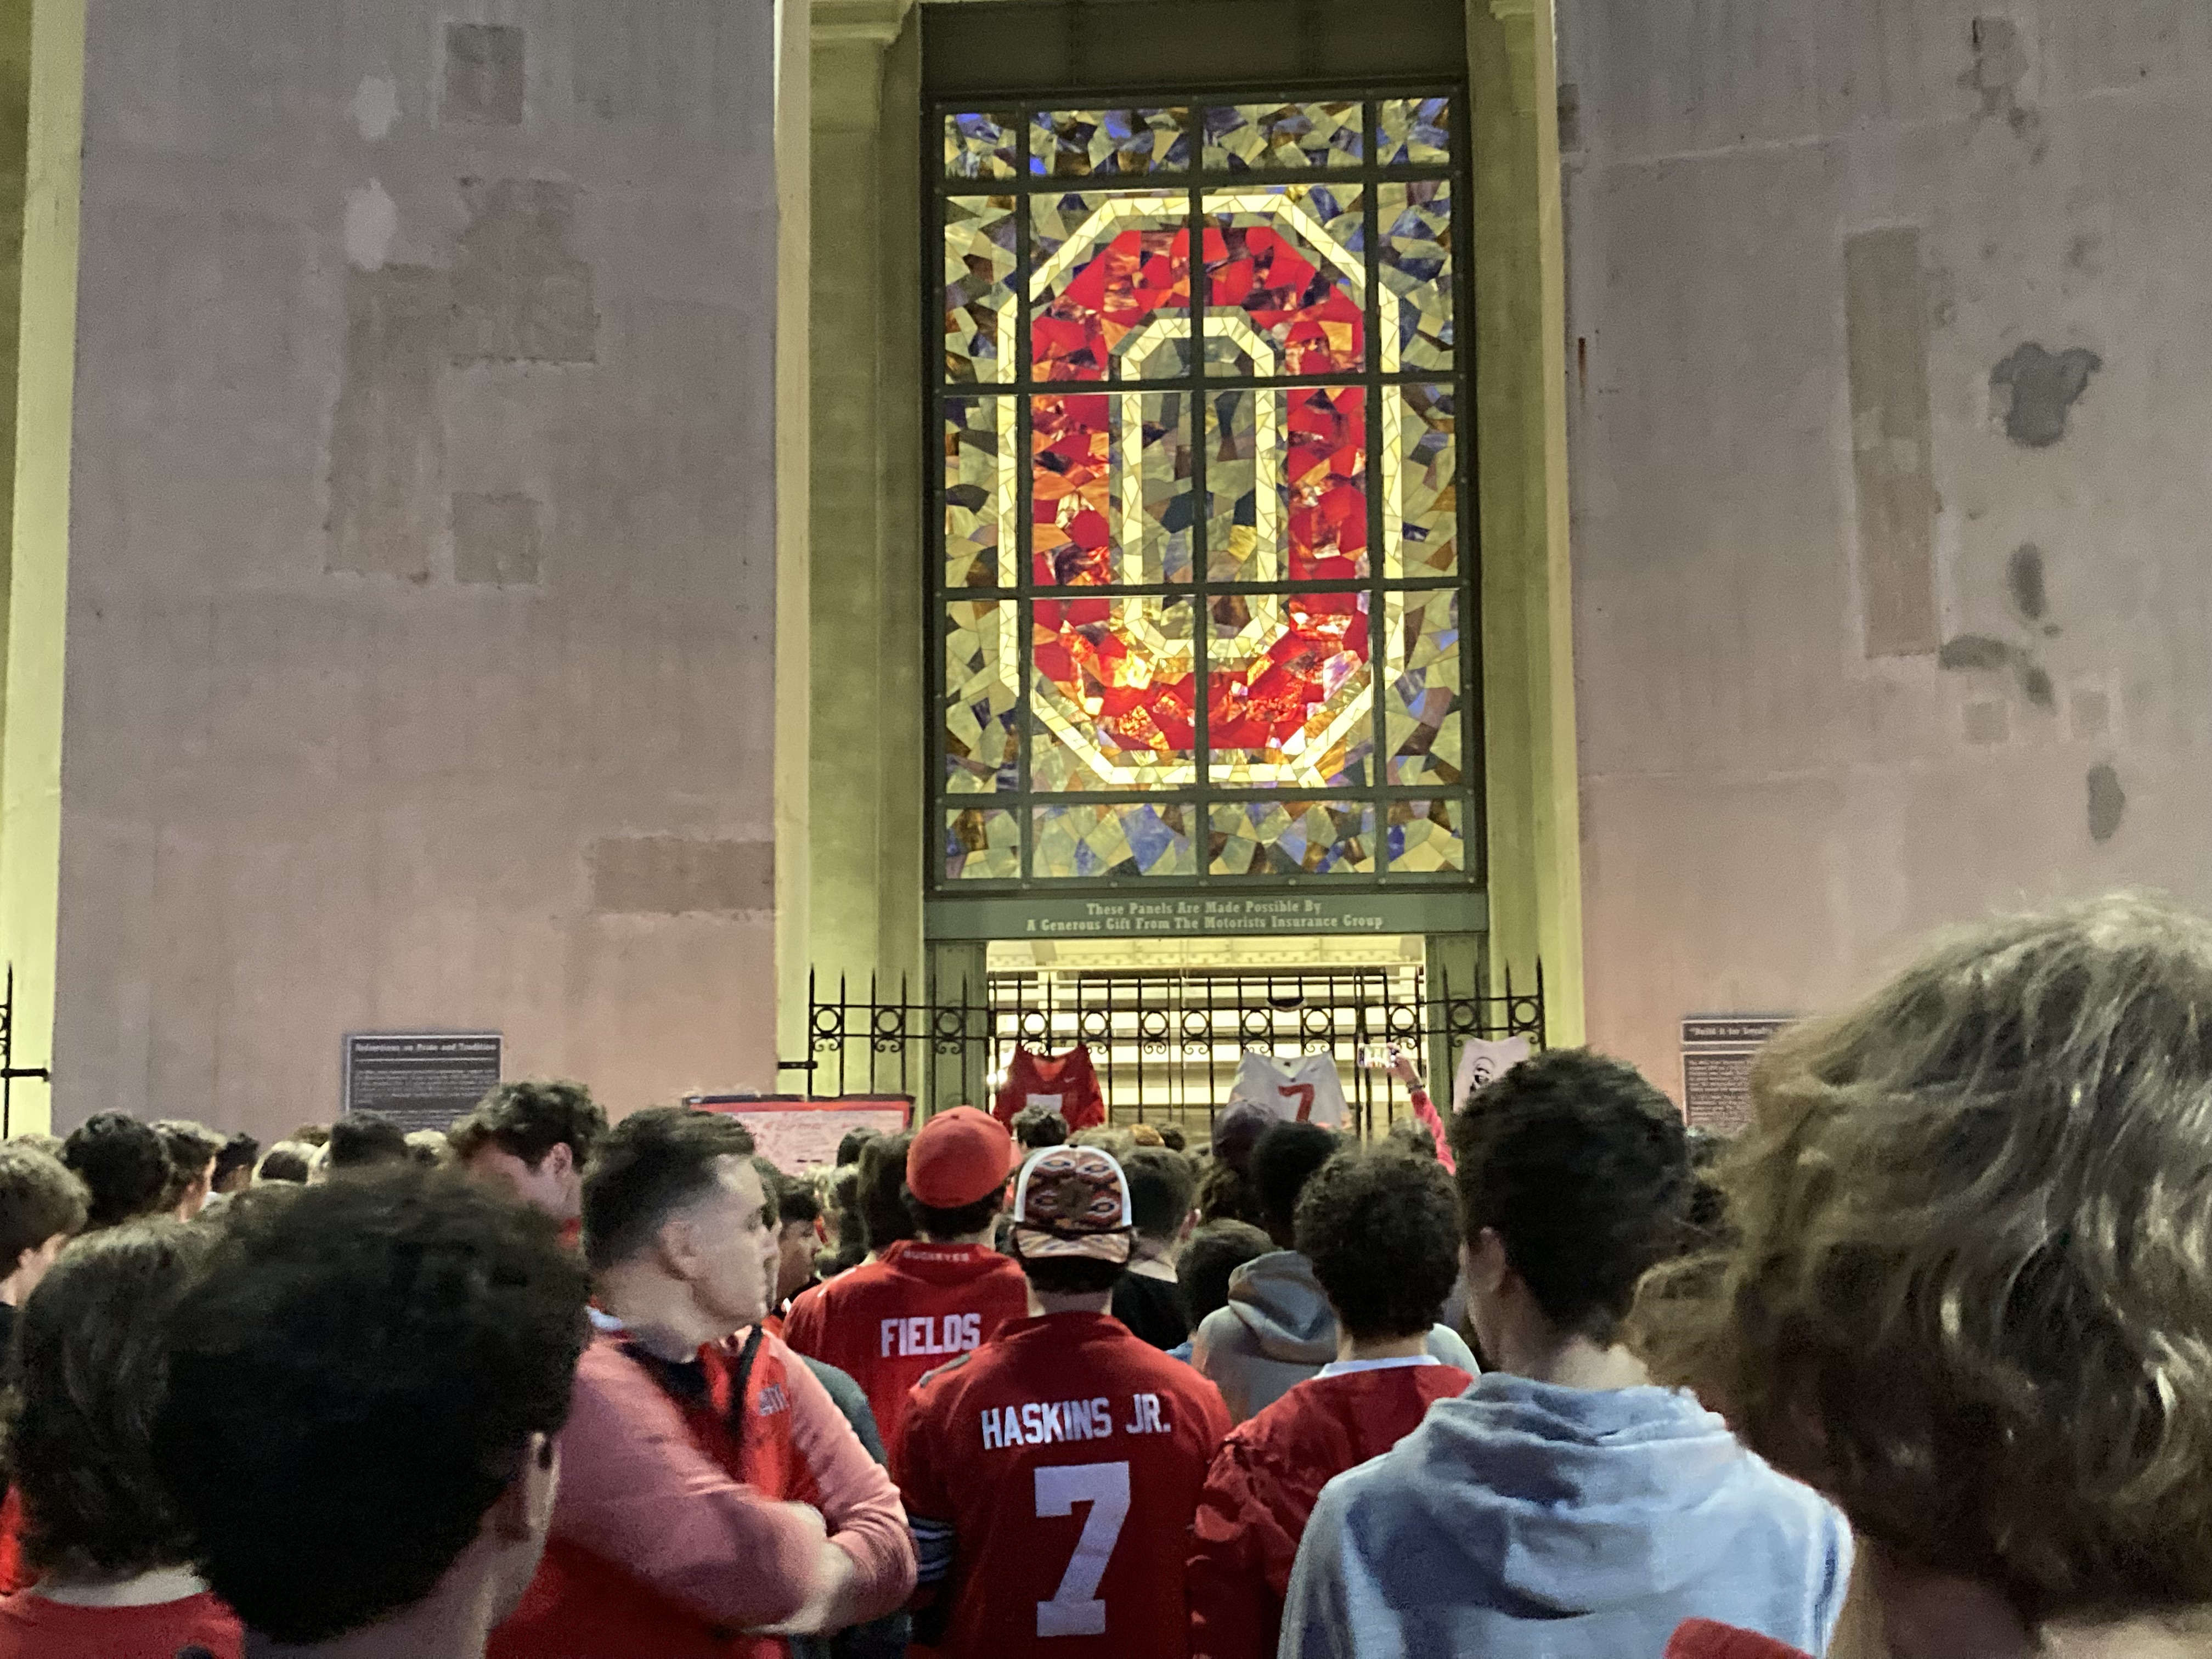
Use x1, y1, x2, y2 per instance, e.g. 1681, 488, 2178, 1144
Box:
53, 0, 785, 1138
1561, 0, 2212, 1096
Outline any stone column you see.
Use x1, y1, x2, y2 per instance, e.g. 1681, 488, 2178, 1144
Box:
1470, 0, 1585, 1043
809, 0, 926, 1015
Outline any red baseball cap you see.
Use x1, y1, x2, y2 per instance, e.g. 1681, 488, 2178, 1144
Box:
906, 1106, 1017, 1209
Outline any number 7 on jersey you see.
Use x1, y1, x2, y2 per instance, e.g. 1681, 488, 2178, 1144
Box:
1033, 1462, 1131, 1638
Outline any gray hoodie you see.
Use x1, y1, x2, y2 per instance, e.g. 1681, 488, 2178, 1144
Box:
1189, 1250, 1477, 1422
1279, 1373, 1852, 1659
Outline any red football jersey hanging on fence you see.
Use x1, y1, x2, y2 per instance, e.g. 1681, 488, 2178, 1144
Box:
995, 1045, 1107, 1131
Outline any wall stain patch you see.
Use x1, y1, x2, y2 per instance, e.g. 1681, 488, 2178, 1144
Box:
326, 265, 448, 578
1938, 634, 2019, 672
2006, 543, 2047, 621
451, 179, 599, 364
445, 24, 525, 127
1991, 343, 2101, 448
1961, 18, 2042, 148
2087, 764, 2126, 843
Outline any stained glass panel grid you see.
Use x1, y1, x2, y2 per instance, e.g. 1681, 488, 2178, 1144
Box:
1035, 803, 1197, 879
1201, 186, 1367, 377
1032, 192, 1192, 381
1031, 392, 1193, 586
1032, 109, 1191, 177
1206, 386, 1367, 584
945, 112, 1020, 180
1378, 181, 1453, 373
944, 601, 1020, 793
1206, 589, 1374, 789
1200, 102, 1362, 170
1387, 385, 1458, 579
943, 396, 1015, 589
1387, 799, 1465, 872
943, 195, 1017, 384
1379, 97, 1452, 165
946, 808, 1020, 881
1210, 800, 1376, 876
1386, 588, 1462, 787
1031, 596, 1198, 792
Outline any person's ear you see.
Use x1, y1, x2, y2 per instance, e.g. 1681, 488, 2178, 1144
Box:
546, 1143, 574, 1181
1463, 1229, 1511, 1297
656, 1213, 702, 1280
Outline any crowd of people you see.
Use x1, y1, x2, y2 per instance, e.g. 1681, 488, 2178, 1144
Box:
0, 894, 2207, 1657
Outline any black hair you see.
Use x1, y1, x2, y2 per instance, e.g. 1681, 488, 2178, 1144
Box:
1176, 1220, 1273, 1324
327, 1111, 411, 1171
1012, 1240, 1127, 1296
775, 1174, 822, 1228
835, 1128, 879, 1168
61, 1114, 173, 1231
155, 1171, 588, 1645
1156, 1124, 1188, 1153
857, 1132, 917, 1255
211, 1132, 262, 1189
581, 1108, 759, 1273
1296, 1149, 1460, 1340
1122, 1147, 1197, 1242
0, 1144, 87, 1266
903, 1182, 1008, 1244
449, 1081, 608, 1172
1250, 1121, 1340, 1240
7, 1221, 212, 1578
1384, 1116, 1438, 1159
153, 1121, 225, 1211
821, 1165, 868, 1276
1450, 1047, 1690, 1344
255, 1144, 312, 1185
1010, 1105, 1069, 1150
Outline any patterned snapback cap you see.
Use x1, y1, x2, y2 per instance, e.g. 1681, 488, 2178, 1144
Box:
1009, 1144, 1135, 1263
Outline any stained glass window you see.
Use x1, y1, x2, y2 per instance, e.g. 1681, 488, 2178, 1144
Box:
932, 91, 1472, 894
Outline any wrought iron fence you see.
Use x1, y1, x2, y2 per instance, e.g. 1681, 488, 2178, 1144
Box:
796, 961, 1543, 1139
0, 966, 53, 1137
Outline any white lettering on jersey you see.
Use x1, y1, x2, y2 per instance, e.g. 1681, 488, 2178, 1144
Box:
754, 1383, 791, 1418
878, 1311, 988, 1359
981, 1397, 1119, 1449
1035, 1463, 1131, 1638
1122, 1392, 1169, 1435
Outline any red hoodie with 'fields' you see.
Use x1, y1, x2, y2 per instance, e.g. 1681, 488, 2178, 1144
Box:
1186, 1358, 1472, 1659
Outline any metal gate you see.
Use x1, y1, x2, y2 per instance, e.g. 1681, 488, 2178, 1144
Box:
797, 961, 1543, 1139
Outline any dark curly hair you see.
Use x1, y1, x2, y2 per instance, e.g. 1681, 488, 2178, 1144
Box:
448, 1080, 607, 1171
6, 1220, 213, 1577
1451, 1048, 1688, 1345
61, 1113, 173, 1231
581, 1108, 758, 1273
1250, 1121, 1340, 1240
328, 1110, 412, 1171
155, 1169, 589, 1645
903, 1183, 1008, 1243
1295, 1149, 1461, 1340
1010, 1105, 1069, 1150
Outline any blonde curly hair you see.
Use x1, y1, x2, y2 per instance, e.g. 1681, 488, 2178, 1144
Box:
1633, 894, 2212, 1628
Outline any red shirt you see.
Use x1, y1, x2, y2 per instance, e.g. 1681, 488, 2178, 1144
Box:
1667, 1620, 1814, 1659
994, 1046, 1106, 1131
896, 1311, 1231, 1659
1187, 1361, 1472, 1659
0, 1589, 243, 1658
782, 1242, 1030, 1468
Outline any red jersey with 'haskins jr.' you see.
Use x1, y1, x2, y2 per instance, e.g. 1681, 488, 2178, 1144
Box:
896, 1311, 1232, 1659
782, 1240, 1029, 1468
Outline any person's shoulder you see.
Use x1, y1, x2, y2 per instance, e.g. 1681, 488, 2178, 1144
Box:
910, 1343, 989, 1405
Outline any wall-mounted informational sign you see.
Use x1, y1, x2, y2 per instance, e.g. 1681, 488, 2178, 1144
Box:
343, 1032, 503, 1133
1679, 1015, 1793, 1134
687, 1096, 914, 1172
927, 889, 1486, 942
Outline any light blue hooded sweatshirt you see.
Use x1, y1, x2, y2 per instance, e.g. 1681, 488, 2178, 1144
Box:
1278, 1374, 1850, 1659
